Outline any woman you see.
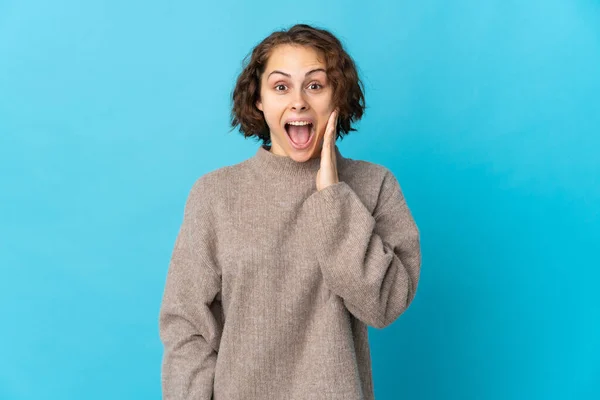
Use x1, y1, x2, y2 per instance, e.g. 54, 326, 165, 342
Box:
159, 23, 421, 400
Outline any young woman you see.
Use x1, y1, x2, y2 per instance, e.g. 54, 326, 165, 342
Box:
159, 23, 421, 400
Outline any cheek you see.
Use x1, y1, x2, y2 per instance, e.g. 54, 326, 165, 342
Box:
316, 122, 327, 139
261, 97, 286, 116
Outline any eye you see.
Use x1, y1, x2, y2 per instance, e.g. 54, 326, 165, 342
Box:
274, 84, 287, 91
308, 82, 322, 90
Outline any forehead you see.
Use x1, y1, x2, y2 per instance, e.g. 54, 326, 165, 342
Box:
264, 44, 326, 75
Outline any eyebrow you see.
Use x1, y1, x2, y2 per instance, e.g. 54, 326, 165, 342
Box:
267, 68, 326, 79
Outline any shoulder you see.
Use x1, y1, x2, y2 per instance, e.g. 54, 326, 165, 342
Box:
341, 156, 401, 199
184, 158, 253, 208
340, 152, 392, 179
183, 164, 236, 207
189, 166, 230, 192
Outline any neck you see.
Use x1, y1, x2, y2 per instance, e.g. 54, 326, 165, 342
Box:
249, 143, 346, 183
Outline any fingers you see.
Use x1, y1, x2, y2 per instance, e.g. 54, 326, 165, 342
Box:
318, 108, 340, 189
324, 108, 339, 150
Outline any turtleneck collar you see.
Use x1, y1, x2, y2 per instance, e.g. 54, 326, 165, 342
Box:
248, 144, 347, 181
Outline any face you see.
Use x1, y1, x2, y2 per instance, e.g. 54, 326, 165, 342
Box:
256, 44, 335, 161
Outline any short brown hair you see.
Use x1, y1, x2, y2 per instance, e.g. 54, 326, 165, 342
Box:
229, 24, 366, 147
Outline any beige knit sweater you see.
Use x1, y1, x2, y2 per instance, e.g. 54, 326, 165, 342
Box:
158, 144, 421, 399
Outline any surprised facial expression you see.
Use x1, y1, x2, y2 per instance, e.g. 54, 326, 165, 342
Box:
256, 44, 335, 161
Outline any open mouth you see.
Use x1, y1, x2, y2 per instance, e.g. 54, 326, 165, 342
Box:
285, 122, 314, 149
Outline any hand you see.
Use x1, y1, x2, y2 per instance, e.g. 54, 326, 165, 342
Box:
316, 108, 339, 191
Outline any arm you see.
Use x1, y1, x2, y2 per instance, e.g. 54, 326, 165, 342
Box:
302, 170, 421, 329
159, 178, 223, 399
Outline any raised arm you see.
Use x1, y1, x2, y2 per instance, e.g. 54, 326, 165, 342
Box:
302, 169, 421, 329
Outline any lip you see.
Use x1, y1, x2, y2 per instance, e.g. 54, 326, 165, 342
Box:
285, 123, 316, 150
284, 117, 315, 124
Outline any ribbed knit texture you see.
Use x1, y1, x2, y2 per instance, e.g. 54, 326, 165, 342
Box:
158, 144, 421, 400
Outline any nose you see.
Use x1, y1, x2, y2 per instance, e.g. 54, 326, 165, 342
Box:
290, 90, 309, 111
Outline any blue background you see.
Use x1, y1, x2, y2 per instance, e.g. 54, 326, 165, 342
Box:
1, 0, 599, 399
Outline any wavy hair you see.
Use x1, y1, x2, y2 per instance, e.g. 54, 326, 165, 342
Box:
230, 24, 366, 147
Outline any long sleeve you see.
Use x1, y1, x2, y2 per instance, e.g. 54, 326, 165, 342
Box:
159, 178, 224, 399
302, 170, 421, 329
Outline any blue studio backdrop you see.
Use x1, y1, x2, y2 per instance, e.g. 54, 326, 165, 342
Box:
0, 1, 598, 399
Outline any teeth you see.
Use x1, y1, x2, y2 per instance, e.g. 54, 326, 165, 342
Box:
287, 121, 312, 126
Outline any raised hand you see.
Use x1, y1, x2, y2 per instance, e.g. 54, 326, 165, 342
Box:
316, 108, 339, 191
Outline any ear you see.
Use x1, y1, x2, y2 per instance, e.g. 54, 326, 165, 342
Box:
256, 99, 263, 112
